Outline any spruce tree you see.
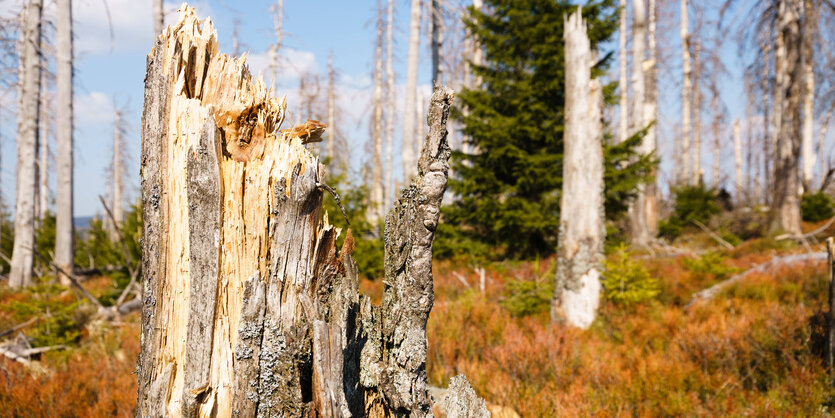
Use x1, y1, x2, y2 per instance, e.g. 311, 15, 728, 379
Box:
443, 0, 653, 259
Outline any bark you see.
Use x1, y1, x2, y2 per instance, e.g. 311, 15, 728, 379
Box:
430, 0, 443, 85
55, 0, 73, 286
681, 0, 692, 184
553, 9, 604, 330
801, 0, 815, 191
137, 7, 463, 416
761, 39, 772, 203
153, 0, 164, 38
773, 0, 803, 235
645, 0, 658, 240
385, 0, 395, 211
818, 100, 835, 189
110, 109, 123, 241
692, 38, 702, 185
269, 0, 284, 92
734, 119, 743, 200
327, 51, 335, 166
618, 0, 628, 144
38, 67, 48, 222
10, 0, 43, 289
629, 0, 655, 246
402, 0, 422, 182
711, 69, 720, 189
371, 2, 384, 223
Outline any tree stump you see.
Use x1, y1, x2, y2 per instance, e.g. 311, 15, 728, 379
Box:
137, 6, 466, 417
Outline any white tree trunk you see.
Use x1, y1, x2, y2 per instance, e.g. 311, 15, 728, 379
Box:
645, 0, 658, 238
618, 0, 628, 144
711, 68, 720, 189
430, 0, 443, 85
10, 0, 43, 289
774, 0, 803, 234
269, 0, 284, 92
385, 0, 395, 211
681, 0, 692, 185
692, 38, 702, 185
55, 0, 73, 286
761, 39, 771, 202
402, 0, 422, 182
818, 101, 834, 189
553, 9, 604, 330
629, 0, 652, 245
111, 109, 123, 242
153, 0, 164, 38
38, 67, 48, 222
734, 119, 743, 200
327, 51, 335, 166
371, 3, 384, 223
801, 0, 815, 191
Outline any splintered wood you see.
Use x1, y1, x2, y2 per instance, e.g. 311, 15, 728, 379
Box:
138, 5, 470, 418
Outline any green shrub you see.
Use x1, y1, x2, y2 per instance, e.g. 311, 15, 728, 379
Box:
659, 184, 722, 240
320, 173, 384, 280
602, 243, 659, 306
682, 251, 740, 281
7, 284, 87, 347
800, 192, 834, 222
500, 276, 554, 317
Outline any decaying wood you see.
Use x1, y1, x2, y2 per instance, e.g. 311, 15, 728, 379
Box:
685, 252, 827, 310
552, 9, 604, 330
137, 6, 477, 417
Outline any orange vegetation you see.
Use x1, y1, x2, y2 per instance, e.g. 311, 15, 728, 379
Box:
0, 242, 832, 416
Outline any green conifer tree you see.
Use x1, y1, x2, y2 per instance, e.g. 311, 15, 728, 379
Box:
442, 0, 654, 259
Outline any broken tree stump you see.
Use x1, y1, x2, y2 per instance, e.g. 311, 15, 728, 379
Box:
137, 6, 473, 417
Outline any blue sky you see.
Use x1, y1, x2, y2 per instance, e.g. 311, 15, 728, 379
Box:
0, 0, 825, 217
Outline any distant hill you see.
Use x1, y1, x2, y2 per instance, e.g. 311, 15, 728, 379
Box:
73, 216, 95, 231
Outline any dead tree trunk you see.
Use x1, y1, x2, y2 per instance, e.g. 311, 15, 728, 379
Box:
553, 9, 604, 330
681, 0, 692, 184
801, 0, 815, 191
371, 1, 385, 223
692, 37, 702, 185
774, 0, 803, 234
38, 66, 48, 223
385, 0, 395, 211
734, 119, 743, 200
110, 108, 124, 241
137, 7, 473, 417
430, 0, 443, 85
402, 0, 422, 182
55, 0, 73, 286
10, 0, 43, 289
618, 0, 628, 145
153, 0, 164, 38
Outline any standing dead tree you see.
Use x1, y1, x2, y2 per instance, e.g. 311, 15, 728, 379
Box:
10, 0, 43, 289
55, 0, 73, 286
136, 6, 484, 417
552, 8, 604, 330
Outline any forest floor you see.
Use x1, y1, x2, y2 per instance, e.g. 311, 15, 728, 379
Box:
0, 225, 833, 416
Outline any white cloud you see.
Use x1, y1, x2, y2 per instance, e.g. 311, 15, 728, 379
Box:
74, 91, 114, 125
72, 0, 213, 55
245, 48, 319, 86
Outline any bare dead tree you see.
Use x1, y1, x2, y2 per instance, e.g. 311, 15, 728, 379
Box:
9, 0, 43, 289
54, 0, 73, 286
553, 9, 604, 329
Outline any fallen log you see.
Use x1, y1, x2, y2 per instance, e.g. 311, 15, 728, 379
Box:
684, 252, 827, 311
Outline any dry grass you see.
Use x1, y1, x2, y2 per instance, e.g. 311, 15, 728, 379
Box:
0, 242, 831, 416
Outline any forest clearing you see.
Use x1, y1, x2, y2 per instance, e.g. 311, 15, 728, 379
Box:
0, 0, 833, 416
